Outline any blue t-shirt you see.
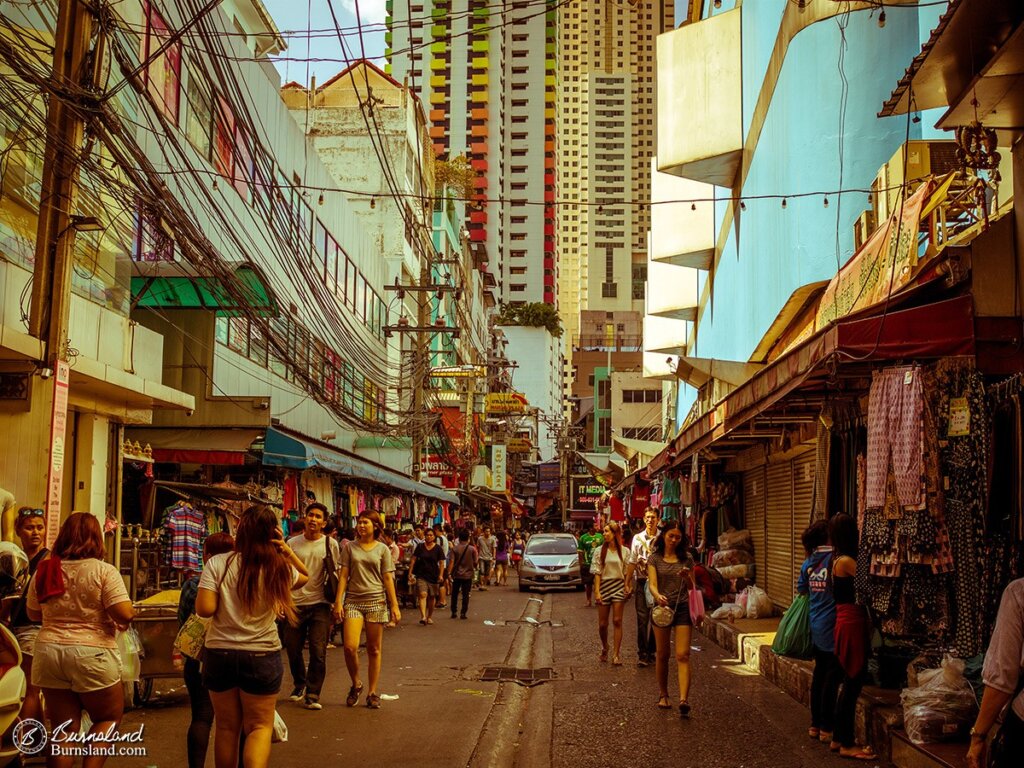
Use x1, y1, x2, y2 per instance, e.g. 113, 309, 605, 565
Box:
797, 547, 836, 652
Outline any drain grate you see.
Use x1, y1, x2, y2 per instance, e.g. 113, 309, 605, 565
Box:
479, 666, 556, 686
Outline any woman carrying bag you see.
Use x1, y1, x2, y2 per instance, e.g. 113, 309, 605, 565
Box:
647, 519, 699, 717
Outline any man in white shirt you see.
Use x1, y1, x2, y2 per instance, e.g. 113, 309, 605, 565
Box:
476, 526, 497, 590
629, 509, 660, 667
283, 503, 341, 710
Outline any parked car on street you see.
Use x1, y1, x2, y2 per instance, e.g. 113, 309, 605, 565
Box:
518, 533, 583, 592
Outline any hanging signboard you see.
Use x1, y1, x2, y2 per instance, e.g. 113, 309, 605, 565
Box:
571, 477, 606, 512
45, 360, 70, 548
486, 392, 528, 414
490, 444, 507, 491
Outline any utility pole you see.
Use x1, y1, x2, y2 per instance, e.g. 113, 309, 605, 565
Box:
28, 0, 97, 546
411, 247, 431, 482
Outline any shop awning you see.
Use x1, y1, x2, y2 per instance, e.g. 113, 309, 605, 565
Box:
577, 451, 626, 486
612, 437, 667, 463
125, 428, 262, 465
262, 427, 459, 505
674, 357, 763, 388
649, 294, 976, 474
131, 263, 277, 314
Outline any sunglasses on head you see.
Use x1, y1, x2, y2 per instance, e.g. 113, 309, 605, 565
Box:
19, 508, 44, 517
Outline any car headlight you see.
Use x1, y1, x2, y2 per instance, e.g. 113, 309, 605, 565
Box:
568, 556, 579, 568
523, 557, 535, 568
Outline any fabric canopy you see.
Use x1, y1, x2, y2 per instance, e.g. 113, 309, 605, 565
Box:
262, 427, 459, 505
131, 265, 276, 314
126, 428, 262, 465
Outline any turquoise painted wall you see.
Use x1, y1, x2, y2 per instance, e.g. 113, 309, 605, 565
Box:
675, 3, 944, 432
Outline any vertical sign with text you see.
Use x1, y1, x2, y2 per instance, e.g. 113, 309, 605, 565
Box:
490, 444, 507, 492
45, 360, 70, 547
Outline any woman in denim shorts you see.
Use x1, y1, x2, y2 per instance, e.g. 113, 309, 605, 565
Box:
27, 512, 136, 766
197, 506, 309, 768
332, 510, 402, 710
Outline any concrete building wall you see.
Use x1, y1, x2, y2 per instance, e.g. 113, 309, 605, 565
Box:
499, 325, 561, 460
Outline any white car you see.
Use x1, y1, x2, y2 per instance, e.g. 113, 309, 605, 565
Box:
518, 533, 584, 592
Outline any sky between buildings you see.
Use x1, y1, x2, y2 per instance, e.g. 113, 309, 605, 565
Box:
262, 0, 388, 86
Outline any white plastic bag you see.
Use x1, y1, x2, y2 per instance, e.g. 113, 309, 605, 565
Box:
900, 655, 978, 745
272, 710, 288, 743
744, 586, 774, 619
710, 603, 745, 621
117, 628, 142, 682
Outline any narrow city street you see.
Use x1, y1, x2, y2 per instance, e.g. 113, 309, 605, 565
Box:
119, 583, 851, 768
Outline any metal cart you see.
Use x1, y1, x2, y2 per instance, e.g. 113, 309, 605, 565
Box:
131, 597, 181, 706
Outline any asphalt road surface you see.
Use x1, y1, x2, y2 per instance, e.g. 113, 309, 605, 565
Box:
110, 581, 860, 767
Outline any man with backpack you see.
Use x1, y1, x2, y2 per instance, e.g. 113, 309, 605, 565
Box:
283, 503, 341, 710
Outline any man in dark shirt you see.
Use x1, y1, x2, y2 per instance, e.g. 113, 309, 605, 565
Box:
445, 529, 480, 620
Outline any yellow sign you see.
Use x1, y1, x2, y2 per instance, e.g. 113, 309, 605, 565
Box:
486, 392, 528, 414
507, 438, 532, 453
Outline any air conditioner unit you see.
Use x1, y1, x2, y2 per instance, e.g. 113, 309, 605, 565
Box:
853, 209, 876, 251
874, 140, 959, 220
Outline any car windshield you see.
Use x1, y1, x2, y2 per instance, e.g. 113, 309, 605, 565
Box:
526, 538, 577, 555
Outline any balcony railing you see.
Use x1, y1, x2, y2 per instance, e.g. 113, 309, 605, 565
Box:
572, 335, 643, 352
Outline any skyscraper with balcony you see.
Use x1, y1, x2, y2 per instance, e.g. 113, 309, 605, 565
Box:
557, 0, 675, 413
386, 0, 558, 308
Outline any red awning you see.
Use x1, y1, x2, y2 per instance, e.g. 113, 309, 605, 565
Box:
125, 428, 262, 466
650, 294, 975, 474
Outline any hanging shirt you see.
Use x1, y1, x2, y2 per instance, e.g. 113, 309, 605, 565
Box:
167, 504, 206, 571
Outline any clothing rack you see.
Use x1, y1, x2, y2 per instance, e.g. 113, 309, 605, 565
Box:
986, 371, 1023, 400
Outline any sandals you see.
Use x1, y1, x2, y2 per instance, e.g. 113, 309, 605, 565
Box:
366, 692, 382, 709
611, 655, 622, 666
598, 650, 608, 663
678, 701, 690, 718
657, 697, 673, 710
808, 728, 820, 739
345, 683, 363, 707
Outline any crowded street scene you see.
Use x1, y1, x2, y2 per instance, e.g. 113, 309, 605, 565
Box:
0, 0, 1023, 766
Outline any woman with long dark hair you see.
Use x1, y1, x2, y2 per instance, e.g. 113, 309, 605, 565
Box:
828, 513, 877, 761
590, 521, 633, 665
27, 512, 135, 768
331, 510, 402, 709
196, 506, 309, 768
647, 519, 696, 716
494, 531, 509, 586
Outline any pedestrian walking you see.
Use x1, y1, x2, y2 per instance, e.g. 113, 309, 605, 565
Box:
6, 507, 48, 729
967, 576, 1024, 768
177, 532, 235, 768
629, 509, 659, 666
476, 526, 497, 589
26, 512, 136, 767
283, 503, 341, 710
331, 510, 402, 710
197, 505, 308, 768
494, 531, 510, 586
647, 519, 695, 716
434, 524, 450, 609
591, 521, 633, 665
828, 513, 877, 761
510, 531, 525, 577
446, 529, 479, 619
796, 520, 842, 746
409, 528, 445, 625
577, 522, 604, 607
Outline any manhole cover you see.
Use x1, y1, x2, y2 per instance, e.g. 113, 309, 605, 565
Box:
479, 666, 556, 686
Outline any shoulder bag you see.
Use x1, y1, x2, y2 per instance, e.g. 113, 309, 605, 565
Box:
323, 536, 340, 603
651, 564, 685, 628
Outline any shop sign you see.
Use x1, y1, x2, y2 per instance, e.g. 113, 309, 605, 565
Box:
948, 397, 971, 437
571, 477, 606, 511
507, 437, 532, 453
490, 444, 507, 491
486, 392, 528, 414
45, 360, 70, 548
424, 454, 450, 478
537, 461, 560, 493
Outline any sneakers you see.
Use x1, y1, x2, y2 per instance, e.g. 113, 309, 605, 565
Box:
303, 696, 322, 710
288, 686, 306, 702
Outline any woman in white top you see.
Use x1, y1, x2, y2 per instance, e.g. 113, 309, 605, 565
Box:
197, 506, 308, 768
590, 521, 634, 665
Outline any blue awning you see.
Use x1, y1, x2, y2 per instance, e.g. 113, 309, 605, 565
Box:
262, 427, 459, 506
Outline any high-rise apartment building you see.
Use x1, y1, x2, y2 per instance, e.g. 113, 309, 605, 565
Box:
558, 0, 675, 399
386, 0, 558, 307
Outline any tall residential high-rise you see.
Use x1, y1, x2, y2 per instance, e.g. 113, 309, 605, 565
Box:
386, 0, 558, 308
558, 0, 675, 401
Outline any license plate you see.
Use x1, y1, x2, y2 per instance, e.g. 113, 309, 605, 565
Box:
543, 575, 561, 581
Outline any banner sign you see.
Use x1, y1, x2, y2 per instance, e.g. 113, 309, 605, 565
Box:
45, 360, 70, 548
486, 392, 528, 414
490, 444, 507, 491
571, 477, 606, 512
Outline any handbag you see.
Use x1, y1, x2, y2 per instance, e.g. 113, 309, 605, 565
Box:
272, 710, 288, 743
323, 536, 340, 603
651, 581, 684, 628
173, 613, 210, 660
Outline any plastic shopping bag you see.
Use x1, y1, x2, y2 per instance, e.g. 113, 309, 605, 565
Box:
771, 593, 813, 658
117, 628, 142, 682
744, 586, 774, 619
688, 588, 706, 626
272, 710, 288, 743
